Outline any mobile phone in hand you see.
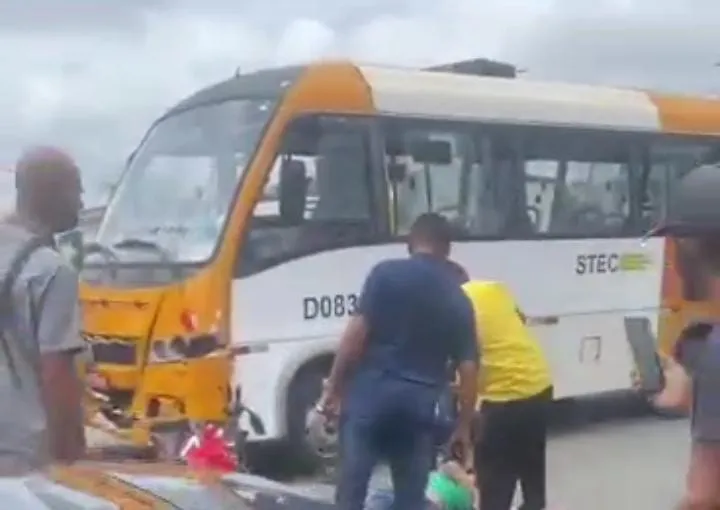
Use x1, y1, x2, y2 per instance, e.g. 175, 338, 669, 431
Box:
624, 317, 665, 394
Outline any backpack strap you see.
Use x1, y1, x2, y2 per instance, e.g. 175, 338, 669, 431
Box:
0, 235, 52, 388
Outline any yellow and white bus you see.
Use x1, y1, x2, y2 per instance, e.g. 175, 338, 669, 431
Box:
80, 59, 720, 466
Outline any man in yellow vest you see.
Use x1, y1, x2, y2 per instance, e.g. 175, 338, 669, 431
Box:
462, 279, 553, 510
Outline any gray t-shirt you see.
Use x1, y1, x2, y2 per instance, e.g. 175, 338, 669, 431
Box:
0, 222, 85, 469
676, 323, 720, 443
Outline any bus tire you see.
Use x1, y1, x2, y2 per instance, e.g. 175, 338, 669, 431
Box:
286, 357, 334, 474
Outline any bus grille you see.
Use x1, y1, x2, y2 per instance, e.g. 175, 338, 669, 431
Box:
83, 334, 138, 365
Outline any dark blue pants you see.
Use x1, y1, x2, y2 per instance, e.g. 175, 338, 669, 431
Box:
335, 379, 437, 510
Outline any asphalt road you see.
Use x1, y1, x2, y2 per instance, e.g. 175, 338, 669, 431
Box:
293, 393, 690, 509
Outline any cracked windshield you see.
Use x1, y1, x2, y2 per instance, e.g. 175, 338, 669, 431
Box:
95, 99, 274, 263
5, 1, 720, 509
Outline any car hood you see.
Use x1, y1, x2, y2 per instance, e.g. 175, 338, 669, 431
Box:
0, 463, 334, 509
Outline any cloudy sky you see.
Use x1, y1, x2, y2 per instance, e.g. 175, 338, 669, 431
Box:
0, 0, 718, 207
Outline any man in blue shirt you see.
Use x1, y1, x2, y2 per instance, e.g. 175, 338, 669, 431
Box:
318, 213, 479, 510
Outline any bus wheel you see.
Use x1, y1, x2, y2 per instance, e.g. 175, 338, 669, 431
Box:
286, 359, 336, 474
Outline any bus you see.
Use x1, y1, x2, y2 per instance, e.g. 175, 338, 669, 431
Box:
79, 59, 720, 467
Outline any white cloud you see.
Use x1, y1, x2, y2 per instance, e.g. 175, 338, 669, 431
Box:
274, 19, 336, 64
1, 0, 719, 207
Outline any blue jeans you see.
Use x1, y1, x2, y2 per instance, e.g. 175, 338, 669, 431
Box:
335, 378, 437, 510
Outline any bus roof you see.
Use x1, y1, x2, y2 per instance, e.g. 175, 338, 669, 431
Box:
164, 60, 720, 136
162, 65, 304, 120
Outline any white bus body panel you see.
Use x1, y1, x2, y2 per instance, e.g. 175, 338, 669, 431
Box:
231, 237, 665, 441
358, 66, 662, 131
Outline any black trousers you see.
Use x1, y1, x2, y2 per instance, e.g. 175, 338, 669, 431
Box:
474, 386, 553, 510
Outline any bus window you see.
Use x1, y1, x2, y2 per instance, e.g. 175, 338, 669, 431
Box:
523, 160, 559, 234
519, 129, 633, 237
96, 99, 274, 264
382, 120, 497, 236
643, 138, 720, 229
642, 138, 720, 301
236, 115, 377, 276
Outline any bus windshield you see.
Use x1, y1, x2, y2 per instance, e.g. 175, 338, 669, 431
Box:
96, 99, 275, 263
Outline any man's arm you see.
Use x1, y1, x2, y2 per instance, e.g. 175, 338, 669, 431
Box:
35, 264, 86, 463
451, 294, 480, 434
324, 264, 385, 398
324, 316, 368, 398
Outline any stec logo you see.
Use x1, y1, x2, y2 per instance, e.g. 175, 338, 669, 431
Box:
575, 252, 651, 275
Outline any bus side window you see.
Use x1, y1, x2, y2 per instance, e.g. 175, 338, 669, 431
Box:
645, 139, 720, 301
235, 115, 378, 276
518, 128, 633, 237
479, 132, 531, 236
383, 120, 492, 236
645, 140, 720, 229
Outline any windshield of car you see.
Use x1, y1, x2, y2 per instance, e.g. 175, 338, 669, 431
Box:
95, 99, 275, 264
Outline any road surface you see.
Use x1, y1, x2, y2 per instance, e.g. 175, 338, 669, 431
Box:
293, 394, 690, 509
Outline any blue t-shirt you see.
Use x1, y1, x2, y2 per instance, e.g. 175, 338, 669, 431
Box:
344, 254, 477, 426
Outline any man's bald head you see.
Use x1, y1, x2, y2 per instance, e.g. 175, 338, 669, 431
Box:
16, 146, 79, 187
15, 146, 83, 233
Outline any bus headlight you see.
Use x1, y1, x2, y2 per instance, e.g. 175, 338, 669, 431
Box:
147, 334, 221, 364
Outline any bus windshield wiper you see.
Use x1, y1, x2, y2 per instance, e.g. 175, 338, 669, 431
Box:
83, 241, 119, 262
112, 237, 173, 262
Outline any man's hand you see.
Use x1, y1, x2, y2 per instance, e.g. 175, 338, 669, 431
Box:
652, 356, 692, 411
632, 354, 691, 412
316, 379, 341, 419
448, 421, 472, 466
320, 313, 370, 421
86, 369, 107, 391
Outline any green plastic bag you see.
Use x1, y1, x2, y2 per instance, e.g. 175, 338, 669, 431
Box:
426, 471, 474, 510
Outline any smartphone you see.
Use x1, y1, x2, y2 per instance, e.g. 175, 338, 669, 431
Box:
624, 317, 665, 394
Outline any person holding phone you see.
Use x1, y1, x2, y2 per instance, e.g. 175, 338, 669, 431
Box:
639, 322, 720, 510
637, 161, 720, 509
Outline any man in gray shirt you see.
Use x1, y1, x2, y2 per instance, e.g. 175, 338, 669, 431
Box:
0, 147, 86, 472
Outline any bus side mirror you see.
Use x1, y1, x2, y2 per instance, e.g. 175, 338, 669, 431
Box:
279, 159, 307, 225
